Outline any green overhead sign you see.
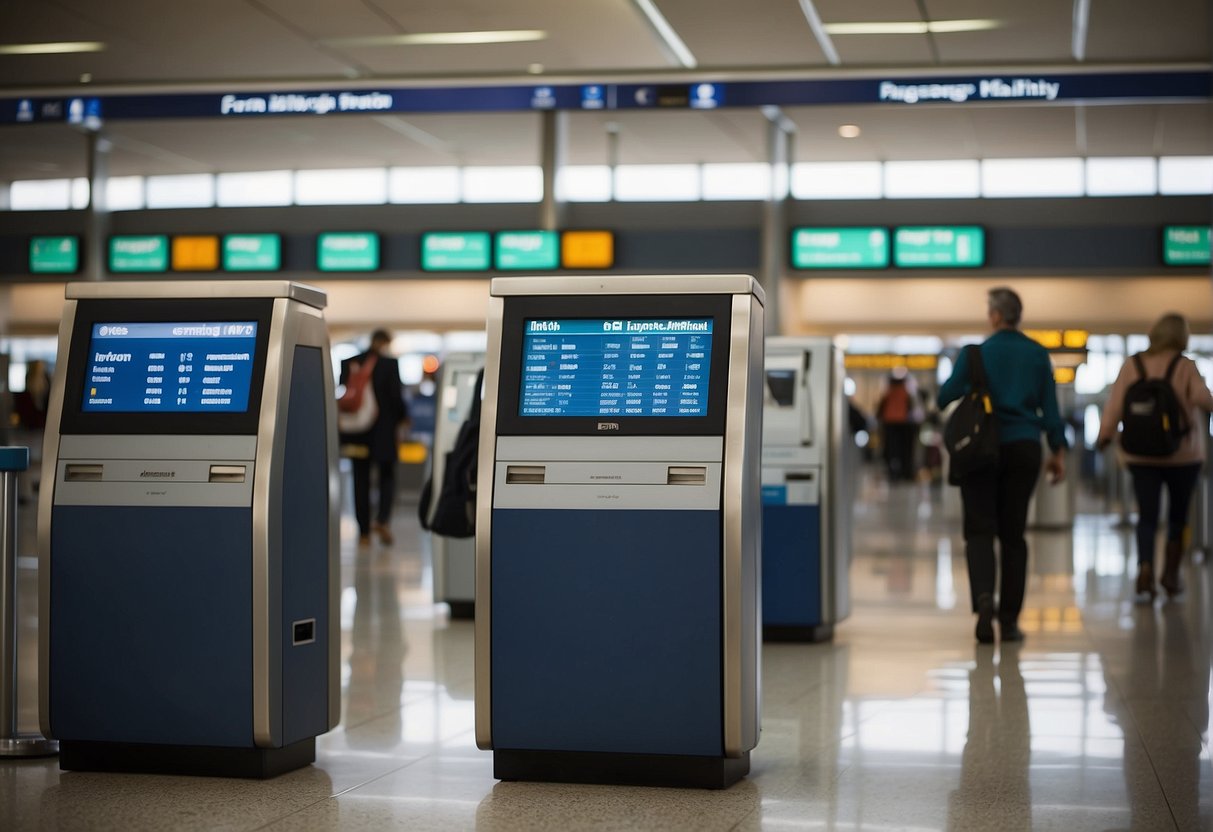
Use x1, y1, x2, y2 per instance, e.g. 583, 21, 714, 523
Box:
421, 232, 491, 271
792, 227, 889, 269
29, 236, 79, 274
109, 235, 169, 273
223, 234, 281, 271
495, 230, 559, 270
317, 232, 379, 272
1163, 226, 1210, 265
894, 226, 985, 268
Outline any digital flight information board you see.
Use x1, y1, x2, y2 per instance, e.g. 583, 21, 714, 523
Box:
520, 318, 712, 417
83, 322, 258, 413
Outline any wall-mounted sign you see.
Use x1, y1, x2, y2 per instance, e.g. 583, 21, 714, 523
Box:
421, 232, 491, 271
1025, 329, 1089, 350
561, 230, 614, 269
317, 232, 379, 272
792, 227, 889, 269
1163, 226, 1210, 265
223, 234, 281, 271
843, 354, 938, 371
171, 235, 220, 271
109, 235, 169, 273
495, 230, 559, 270
893, 226, 985, 268
29, 236, 79, 274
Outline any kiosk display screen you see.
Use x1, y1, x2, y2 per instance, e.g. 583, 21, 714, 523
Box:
83, 322, 258, 413
520, 318, 712, 417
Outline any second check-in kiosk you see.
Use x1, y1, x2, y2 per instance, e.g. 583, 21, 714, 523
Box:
39, 281, 339, 778
761, 337, 851, 641
476, 275, 764, 789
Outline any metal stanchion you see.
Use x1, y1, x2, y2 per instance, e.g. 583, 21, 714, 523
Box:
0, 446, 57, 757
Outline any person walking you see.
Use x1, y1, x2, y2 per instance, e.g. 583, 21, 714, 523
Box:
1097, 313, 1213, 601
939, 288, 1067, 643
877, 369, 921, 482
340, 330, 409, 546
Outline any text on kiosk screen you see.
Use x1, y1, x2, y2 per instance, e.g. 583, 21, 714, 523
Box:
83, 322, 258, 413
521, 318, 712, 417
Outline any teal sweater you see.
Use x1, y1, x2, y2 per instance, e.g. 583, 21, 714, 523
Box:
938, 329, 1068, 451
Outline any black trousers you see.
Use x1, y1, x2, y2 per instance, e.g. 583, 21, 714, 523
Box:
960, 440, 1042, 620
1128, 462, 1201, 566
352, 458, 396, 535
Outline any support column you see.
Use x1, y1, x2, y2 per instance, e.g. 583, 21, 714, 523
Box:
84, 131, 110, 281
760, 107, 795, 335
539, 110, 568, 231
606, 122, 620, 201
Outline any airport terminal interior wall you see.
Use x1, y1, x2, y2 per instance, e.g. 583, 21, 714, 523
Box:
0, 195, 1208, 335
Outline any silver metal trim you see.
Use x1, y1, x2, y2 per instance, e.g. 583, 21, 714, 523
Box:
496, 436, 722, 462
38, 298, 76, 739
474, 295, 504, 750
65, 280, 327, 309
57, 435, 257, 460
490, 274, 764, 305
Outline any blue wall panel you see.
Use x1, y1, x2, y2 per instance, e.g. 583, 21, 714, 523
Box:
761, 504, 821, 627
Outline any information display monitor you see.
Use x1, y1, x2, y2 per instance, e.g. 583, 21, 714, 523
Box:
495, 294, 731, 436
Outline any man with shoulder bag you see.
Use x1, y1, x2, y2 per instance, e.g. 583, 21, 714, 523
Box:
939, 288, 1067, 644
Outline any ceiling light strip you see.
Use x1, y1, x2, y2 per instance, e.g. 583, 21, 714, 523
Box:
631, 0, 698, 69
0, 41, 106, 56
796, 0, 841, 65
1072, 0, 1091, 62
324, 30, 547, 47
824, 20, 1000, 35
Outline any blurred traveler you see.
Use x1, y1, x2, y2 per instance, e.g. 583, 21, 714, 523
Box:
876, 369, 921, 482
341, 330, 410, 546
13, 359, 50, 430
939, 288, 1067, 643
1097, 313, 1213, 601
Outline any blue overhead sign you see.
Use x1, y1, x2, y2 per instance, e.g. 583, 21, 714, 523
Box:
2, 71, 1207, 124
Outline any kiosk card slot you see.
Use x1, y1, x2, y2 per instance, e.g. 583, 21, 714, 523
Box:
667, 466, 707, 485
64, 464, 103, 482
208, 464, 247, 483
505, 465, 546, 484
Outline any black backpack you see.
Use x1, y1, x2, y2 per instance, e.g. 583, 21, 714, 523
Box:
419, 369, 484, 538
944, 345, 1001, 485
1120, 353, 1188, 457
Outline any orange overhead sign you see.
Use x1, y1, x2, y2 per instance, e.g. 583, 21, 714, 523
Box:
561, 230, 614, 269
843, 354, 938, 371
171, 235, 219, 271
1025, 329, 1089, 350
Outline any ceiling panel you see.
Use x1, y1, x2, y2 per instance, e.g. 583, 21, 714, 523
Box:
813, 0, 935, 65
568, 109, 767, 165
658, 0, 827, 67
925, 0, 1071, 64
966, 106, 1079, 158
1154, 103, 1213, 156
788, 104, 980, 160
0, 124, 89, 180
1085, 0, 1209, 62
1080, 104, 1159, 156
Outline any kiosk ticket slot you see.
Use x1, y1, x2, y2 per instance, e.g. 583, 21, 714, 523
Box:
39, 281, 339, 778
761, 337, 851, 642
477, 276, 763, 789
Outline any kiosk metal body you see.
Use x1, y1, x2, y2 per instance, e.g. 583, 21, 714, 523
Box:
429, 351, 483, 618
38, 281, 339, 778
761, 337, 851, 642
475, 275, 763, 789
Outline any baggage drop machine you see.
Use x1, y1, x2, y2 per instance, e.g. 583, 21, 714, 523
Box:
477, 275, 764, 789
38, 281, 339, 778
761, 337, 851, 642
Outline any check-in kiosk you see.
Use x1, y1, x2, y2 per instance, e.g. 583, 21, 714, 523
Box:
429, 352, 483, 618
38, 281, 339, 778
761, 337, 851, 642
476, 275, 763, 789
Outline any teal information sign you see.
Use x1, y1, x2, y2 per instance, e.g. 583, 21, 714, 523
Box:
30, 236, 79, 274
792, 227, 889, 269
223, 234, 281, 271
109, 235, 169, 273
495, 230, 559, 270
894, 226, 985, 268
421, 232, 491, 271
1163, 226, 1210, 265
317, 232, 379, 272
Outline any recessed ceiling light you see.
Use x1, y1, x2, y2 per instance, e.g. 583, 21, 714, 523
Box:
838, 124, 861, 139
324, 30, 547, 48
527, 63, 544, 74
79, 72, 92, 83
0, 41, 106, 55
823, 19, 1000, 35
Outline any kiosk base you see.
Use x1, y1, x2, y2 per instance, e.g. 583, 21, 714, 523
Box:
764, 623, 834, 643
59, 738, 316, 779
494, 749, 750, 790
446, 600, 475, 620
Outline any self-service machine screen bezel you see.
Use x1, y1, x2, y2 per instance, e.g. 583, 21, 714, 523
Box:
59, 298, 274, 435
495, 293, 732, 436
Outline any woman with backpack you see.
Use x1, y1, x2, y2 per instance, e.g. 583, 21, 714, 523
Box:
1098, 313, 1213, 602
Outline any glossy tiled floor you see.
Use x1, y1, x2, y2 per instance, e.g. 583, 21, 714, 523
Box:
4, 471, 1211, 830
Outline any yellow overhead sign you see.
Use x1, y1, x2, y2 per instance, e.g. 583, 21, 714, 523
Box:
1054, 367, 1077, 385
1025, 329, 1089, 350
561, 230, 615, 269
171, 235, 219, 271
844, 354, 938, 371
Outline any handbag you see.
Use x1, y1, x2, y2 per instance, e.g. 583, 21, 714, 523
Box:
337, 354, 379, 434
944, 345, 1000, 484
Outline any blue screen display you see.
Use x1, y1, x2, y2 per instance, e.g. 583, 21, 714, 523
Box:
83, 322, 258, 413
521, 318, 712, 417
